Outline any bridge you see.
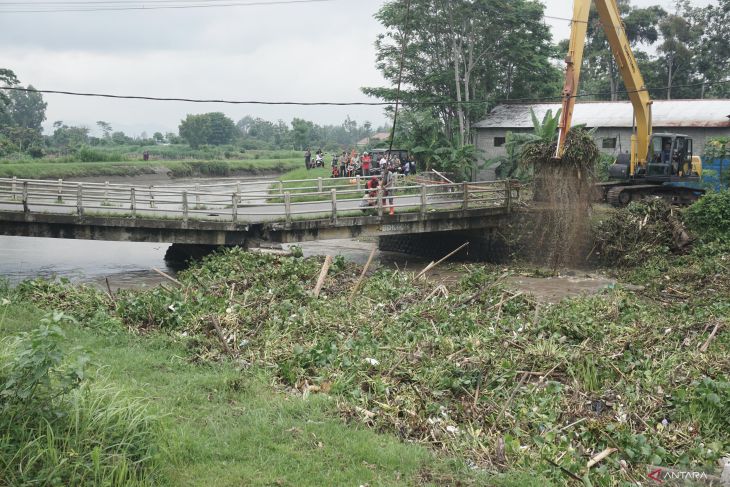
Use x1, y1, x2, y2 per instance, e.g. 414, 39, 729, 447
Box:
0, 175, 521, 248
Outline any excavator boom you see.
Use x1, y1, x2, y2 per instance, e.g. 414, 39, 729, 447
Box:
555, 0, 653, 176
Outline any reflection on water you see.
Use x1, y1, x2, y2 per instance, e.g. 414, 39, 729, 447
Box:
0, 236, 174, 290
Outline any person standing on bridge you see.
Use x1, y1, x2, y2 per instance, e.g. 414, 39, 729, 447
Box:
382, 165, 396, 216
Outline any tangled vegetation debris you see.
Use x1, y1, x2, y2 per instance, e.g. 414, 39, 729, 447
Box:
13, 232, 730, 485
592, 199, 691, 267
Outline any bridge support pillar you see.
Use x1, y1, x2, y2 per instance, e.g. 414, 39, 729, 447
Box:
378, 229, 512, 263
164, 243, 243, 269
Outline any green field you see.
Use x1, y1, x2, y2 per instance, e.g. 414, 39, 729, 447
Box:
0, 159, 299, 180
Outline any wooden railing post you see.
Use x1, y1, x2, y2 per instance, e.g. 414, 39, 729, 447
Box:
462, 181, 469, 210
284, 192, 292, 225
57, 179, 63, 203
195, 183, 200, 207
76, 184, 83, 215
356, 175, 361, 190
104, 181, 110, 206
182, 191, 189, 223
232, 192, 239, 223
420, 184, 427, 218
11, 176, 17, 200
377, 186, 384, 219
22, 181, 29, 213
278, 181, 284, 195
130, 187, 137, 218
505, 179, 512, 212
149, 185, 156, 208
331, 188, 337, 223
317, 177, 323, 193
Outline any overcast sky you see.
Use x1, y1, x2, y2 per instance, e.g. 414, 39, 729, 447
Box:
0, 0, 710, 136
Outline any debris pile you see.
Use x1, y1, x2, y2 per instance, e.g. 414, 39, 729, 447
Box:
592, 199, 692, 267
15, 247, 730, 484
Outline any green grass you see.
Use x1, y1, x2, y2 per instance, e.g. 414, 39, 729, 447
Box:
0, 159, 298, 180
0, 298, 501, 486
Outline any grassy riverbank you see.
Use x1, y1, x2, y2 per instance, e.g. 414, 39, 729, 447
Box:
0, 159, 299, 180
0, 298, 499, 486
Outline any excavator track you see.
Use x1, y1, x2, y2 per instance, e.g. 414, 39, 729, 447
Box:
605, 185, 704, 207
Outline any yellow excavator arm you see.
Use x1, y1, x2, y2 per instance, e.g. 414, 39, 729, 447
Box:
555, 0, 653, 177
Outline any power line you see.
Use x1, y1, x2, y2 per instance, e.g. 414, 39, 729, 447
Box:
2, 79, 729, 107
0, 0, 333, 13
543, 14, 589, 24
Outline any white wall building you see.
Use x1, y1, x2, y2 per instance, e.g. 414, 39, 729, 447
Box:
473, 100, 730, 179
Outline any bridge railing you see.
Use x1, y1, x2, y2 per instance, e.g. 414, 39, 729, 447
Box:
0, 176, 519, 224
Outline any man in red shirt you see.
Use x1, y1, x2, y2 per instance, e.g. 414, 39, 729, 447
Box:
361, 152, 372, 176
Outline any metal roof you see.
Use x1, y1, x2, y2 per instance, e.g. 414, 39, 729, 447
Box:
473, 99, 730, 129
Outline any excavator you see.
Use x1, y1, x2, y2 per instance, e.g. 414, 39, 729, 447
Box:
555, 0, 703, 206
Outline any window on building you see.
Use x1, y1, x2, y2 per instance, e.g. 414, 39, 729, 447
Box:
494, 137, 506, 147
602, 138, 617, 149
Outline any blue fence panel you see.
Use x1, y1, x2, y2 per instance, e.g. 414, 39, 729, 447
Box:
702, 157, 729, 191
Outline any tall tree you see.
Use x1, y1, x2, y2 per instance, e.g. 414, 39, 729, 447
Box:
6, 85, 46, 132
656, 3, 698, 100
179, 114, 211, 149
96, 121, 113, 139
291, 118, 314, 150
205, 112, 236, 146
578, 1, 665, 101
364, 0, 560, 148
687, 0, 730, 98
0, 68, 19, 125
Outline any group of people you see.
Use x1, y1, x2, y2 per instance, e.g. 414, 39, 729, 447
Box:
303, 148, 416, 178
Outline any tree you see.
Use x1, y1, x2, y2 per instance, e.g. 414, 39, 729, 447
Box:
500, 108, 561, 178
178, 113, 235, 148
291, 118, 314, 150
111, 131, 132, 145
656, 4, 698, 100
179, 114, 211, 149
51, 123, 89, 149
153, 132, 165, 143
364, 0, 560, 149
205, 112, 236, 145
686, 0, 730, 98
0, 68, 19, 125
1, 126, 42, 152
96, 121, 113, 139
576, 1, 665, 101
6, 85, 46, 134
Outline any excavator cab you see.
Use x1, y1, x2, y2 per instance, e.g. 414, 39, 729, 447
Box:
646, 134, 699, 180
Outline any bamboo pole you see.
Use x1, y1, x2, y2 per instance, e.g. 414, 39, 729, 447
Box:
313, 255, 333, 298
349, 244, 377, 303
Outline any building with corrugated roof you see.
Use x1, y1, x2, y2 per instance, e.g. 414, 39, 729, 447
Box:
473, 100, 730, 175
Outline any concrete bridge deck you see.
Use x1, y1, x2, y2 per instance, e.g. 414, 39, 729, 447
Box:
0, 175, 520, 246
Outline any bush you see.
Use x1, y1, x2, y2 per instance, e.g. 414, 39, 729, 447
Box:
0, 316, 158, 485
685, 190, 730, 243
74, 145, 127, 163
